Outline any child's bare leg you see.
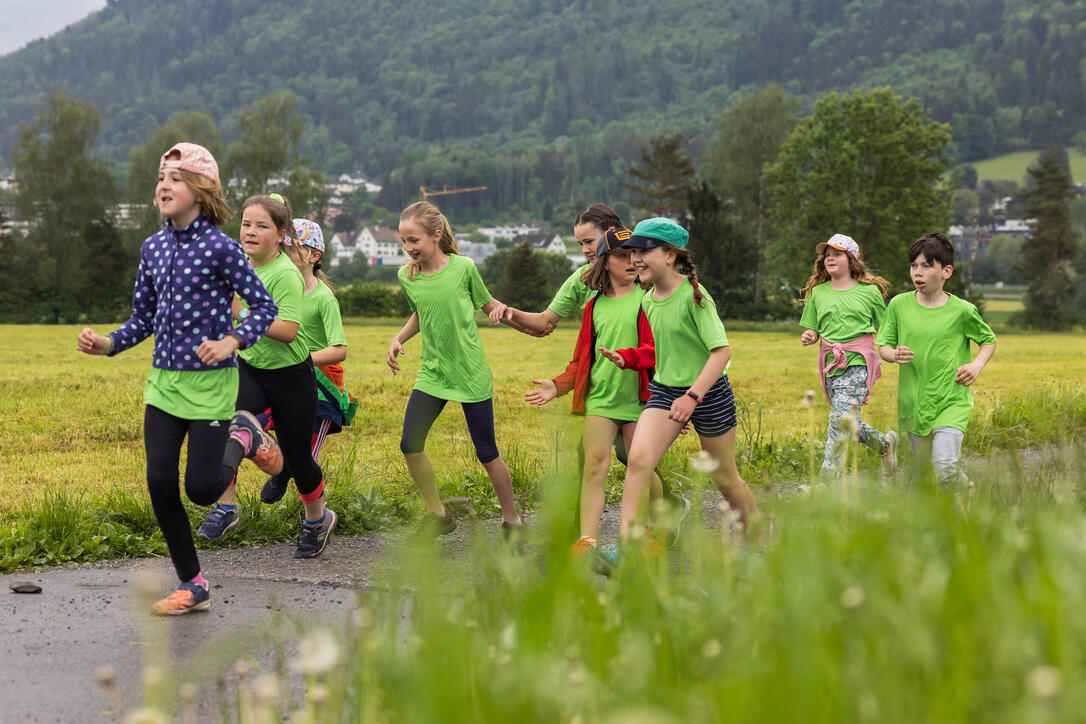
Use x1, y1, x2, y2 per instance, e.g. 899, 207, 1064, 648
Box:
619, 422, 663, 510
404, 451, 443, 514
700, 428, 758, 529
481, 456, 519, 523
619, 409, 683, 539
581, 417, 620, 539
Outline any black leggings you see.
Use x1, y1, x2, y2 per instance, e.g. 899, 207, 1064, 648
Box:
399, 389, 500, 464
145, 404, 242, 581
233, 359, 324, 499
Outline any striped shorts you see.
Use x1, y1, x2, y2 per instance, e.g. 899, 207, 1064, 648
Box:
644, 376, 737, 437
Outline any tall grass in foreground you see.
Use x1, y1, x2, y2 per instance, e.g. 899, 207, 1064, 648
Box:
110, 446, 1086, 723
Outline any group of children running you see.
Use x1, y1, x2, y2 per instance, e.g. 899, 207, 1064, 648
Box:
76, 141, 997, 614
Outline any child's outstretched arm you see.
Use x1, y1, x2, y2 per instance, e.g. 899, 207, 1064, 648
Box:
525, 379, 559, 406
387, 312, 420, 375
669, 346, 731, 425
312, 345, 348, 367
501, 308, 559, 337
955, 341, 996, 386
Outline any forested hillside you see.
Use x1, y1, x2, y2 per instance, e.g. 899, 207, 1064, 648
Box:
0, 0, 1083, 178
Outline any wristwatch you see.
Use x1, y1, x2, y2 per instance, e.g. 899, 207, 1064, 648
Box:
237, 307, 250, 321
685, 389, 703, 404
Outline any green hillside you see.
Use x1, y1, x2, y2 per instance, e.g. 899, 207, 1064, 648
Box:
971, 149, 1086, 185
0, 0, 1083, 178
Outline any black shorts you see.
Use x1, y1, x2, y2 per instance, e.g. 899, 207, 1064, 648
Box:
643, 376, 737, 437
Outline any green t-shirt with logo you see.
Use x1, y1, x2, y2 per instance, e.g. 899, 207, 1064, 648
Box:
299, 282, 347, 353
875, 292, 996, 435
238, 252, 309, 370
144, 367, 239, 420
799, 282, 886, 376
548, 264, 593, 319
642, 281, 730, 388
585, 287, 646, 422
398, 254, 494, 403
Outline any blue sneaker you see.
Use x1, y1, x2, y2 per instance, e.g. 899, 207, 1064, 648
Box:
295, 508, 338, 558
593, 543, 621, 575
197, 504, 239, 541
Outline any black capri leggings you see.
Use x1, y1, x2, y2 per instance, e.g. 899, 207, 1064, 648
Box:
399, 389, 500, 464
232, 358, 324, 499
145, 404, 240, 581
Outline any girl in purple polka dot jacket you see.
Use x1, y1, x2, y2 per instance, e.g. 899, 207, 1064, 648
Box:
76, 142, 279, 616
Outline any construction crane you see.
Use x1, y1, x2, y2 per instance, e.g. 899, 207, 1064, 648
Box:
418, 185, 487, 200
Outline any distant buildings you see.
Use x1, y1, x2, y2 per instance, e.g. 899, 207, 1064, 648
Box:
329, 225, 405, 266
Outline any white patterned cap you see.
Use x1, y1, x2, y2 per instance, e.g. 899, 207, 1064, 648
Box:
290, 218, 325, 252
819, 233, 860, 258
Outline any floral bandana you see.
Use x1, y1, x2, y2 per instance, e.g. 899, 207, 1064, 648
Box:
290, 218, 325, 253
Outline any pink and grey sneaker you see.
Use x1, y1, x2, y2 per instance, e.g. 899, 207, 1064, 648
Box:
229, 410, 284, 476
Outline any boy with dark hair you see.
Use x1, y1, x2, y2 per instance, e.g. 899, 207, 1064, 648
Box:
876, 231, 997, 483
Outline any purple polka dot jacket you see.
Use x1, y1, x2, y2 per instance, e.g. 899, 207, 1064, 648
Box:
107, 215, 278, 370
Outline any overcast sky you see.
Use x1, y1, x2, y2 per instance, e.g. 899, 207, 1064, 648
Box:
0, 0, 107, 56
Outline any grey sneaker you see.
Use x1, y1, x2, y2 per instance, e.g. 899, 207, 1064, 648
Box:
294, 508, 338, 558
881, 430, 899, 477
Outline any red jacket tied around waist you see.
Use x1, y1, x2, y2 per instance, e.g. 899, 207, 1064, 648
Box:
553, 292, 655, 414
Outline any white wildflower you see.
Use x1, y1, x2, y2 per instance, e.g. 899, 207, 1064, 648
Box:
691, 451, 719, 473
296, 629, 339, 674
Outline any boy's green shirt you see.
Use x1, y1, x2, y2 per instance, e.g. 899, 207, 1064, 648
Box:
876, 291, 995, 435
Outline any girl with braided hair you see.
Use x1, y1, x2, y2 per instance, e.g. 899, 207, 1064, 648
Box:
606, 218, 758, 556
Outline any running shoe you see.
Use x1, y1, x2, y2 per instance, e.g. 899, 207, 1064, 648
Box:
881, 430, 899, 477
150, 580, 210, 616
642, 526, 667, 557
593, 543, 620, 576
229, 410, 284, 476
196, 504, 239, 541
260, 473, 291, 504
411, 510, 456, 541
294, 507, 338, 559
568, 536, 598, 557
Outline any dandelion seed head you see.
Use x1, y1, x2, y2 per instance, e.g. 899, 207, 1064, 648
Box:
803, 390, 816, 408
702, 639, 722, 658
840, 586, 865, 609
1027, 666, 1063, 698
254, 674, 280, 705
296, 629, 339, 674
691, 451, 719, 473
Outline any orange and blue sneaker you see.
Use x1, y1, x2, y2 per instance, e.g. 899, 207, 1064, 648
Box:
641, 526, 668, 557
229, 410, 284, 476
150, 580, 210, 616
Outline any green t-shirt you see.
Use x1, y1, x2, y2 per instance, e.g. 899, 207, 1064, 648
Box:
548, 264, 593, 319
642, 281, 730, 387
875, 292, 996, 435
238, 253, 309, 370
144, 366, 239, 420
585, 287, 646, 422
799, 282, 886, 376
299, 282, 347, 353
398, 254, 494, 403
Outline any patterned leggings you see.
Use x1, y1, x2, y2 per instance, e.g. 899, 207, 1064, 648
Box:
822, 365, 885, 474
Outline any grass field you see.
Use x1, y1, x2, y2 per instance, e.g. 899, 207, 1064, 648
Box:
1, 319, 1083, 518
970, 148, 1086, 184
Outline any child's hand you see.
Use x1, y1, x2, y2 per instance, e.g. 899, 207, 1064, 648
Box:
525, 379, 558, 406
76, 328, 110, 355
955, 361, 982, 386
800, 329, 819, 346
597, 347, 626, 369
668, 395, 697, 425
488, 302, 508, 325
196, 335, 240, 365
893, 345, 914, 364
387, 339, 405, 374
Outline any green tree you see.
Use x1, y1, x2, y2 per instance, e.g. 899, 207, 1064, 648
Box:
949, 164, 979, 190
706, 85, 799, 302
622, 134, 696, 219
972, 235, 1024, 285
10, 89, 130, 322
765, 88, 952, 293
498, 244, 551, 311
1016, 146, 1079, 329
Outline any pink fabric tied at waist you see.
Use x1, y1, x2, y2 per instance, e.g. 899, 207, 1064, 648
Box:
819, 333, 882, 405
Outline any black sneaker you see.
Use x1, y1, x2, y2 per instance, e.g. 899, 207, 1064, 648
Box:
412, 510, 456, 541
294, 508, 338, 558
260, 473, 291, 504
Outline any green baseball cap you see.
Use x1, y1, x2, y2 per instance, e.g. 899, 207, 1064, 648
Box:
622, 217, 689, 249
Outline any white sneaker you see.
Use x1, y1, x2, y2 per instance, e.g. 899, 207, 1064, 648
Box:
881, 430, 899, 477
